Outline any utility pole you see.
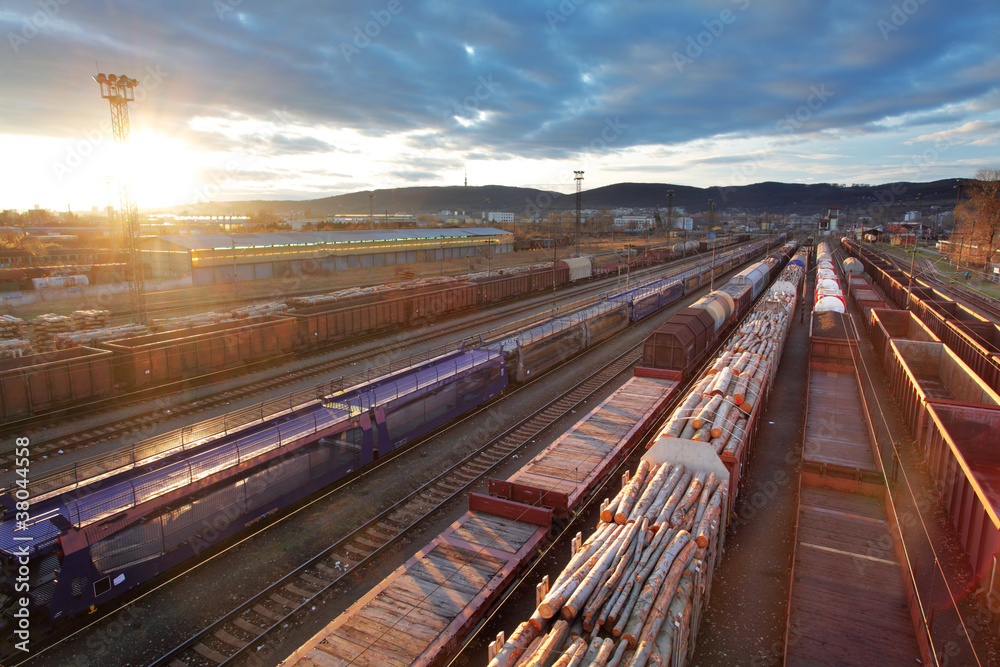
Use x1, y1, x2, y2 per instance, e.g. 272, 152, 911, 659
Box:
94, 72, 147, 325
955, 179, 965, 267
233, 239, 237, 299
667, 190, 674, 233
711, 243, 717, 291
369, 191, 375, 230
574, 171, 584, 256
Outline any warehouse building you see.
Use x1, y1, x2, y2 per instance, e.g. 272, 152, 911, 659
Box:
141, 228, 514, 286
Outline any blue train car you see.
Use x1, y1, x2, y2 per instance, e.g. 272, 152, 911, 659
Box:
0, 348, 506, 624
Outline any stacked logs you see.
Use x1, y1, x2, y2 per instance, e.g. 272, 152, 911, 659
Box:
54, 324, 148, 349
71, 309, 111, 330
488, 256, 807, 667
0, 314, 27, 341
230, 302, 288, 319
488, 460, 727, 667
0, 339, 32, 359
30, 313, 75, 352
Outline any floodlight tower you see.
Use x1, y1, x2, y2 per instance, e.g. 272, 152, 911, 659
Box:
94, 72, 147, 325
574, 170, 584, 256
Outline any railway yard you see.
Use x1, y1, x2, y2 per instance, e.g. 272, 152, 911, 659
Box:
3, 234, 1000, 667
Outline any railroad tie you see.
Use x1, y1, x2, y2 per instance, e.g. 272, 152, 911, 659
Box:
193, 642, 229, 664
315, 562, 341, 577
232, 617, 266, 634
354, 535, 383, 549
299, 572, 327, 586
214, 628, 244, 649
268, 593, 296, 609
254, 604, 283, 621
284, 583, 313, 598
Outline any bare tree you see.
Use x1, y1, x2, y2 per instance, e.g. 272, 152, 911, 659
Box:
957, 168, 1000, 268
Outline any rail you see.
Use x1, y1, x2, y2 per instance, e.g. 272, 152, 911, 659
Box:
5, 337, 483, 501
143, 344, 644, 667
834, 247, 985, 665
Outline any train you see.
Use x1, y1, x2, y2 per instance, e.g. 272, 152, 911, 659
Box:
0, 235, 786, 632
841, 238, 1000, 395
638, 241, 798, 380
0, 236, 753, 421
275, 241, 804, 667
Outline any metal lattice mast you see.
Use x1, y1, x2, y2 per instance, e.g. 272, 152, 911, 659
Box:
574, 170, 584, 256
94, 72, 147, 325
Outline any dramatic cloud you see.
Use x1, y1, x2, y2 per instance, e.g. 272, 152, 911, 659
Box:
1, 0, 999, 209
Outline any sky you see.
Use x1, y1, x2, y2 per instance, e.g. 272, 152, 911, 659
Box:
1, 0, 999, 212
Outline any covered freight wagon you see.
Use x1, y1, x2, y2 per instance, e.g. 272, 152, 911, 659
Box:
639, 307, 717, 378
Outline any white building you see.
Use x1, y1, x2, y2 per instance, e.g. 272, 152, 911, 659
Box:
672, 217, 694, 231
613, 216, 655, 231
484, 211, 515, 223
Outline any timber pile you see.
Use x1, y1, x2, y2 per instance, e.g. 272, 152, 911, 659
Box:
230, 302, 288, 319
54, 324, 147, 349
71, 310, 111, 330
488, 254, 806, 667
31, 314, 75, 352
0, 339, 32, 359
285, 275, 463, 308
0, 315, 26, 340
151, 311, 233, 331
653, 260, 805, 456
488, 461, 727, 667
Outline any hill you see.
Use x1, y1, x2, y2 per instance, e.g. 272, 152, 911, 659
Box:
161, 180, 963, 217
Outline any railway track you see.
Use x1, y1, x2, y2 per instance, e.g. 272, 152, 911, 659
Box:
880, 246, 1000, 321
143, 346, 640, 667
0, 256, 707, 475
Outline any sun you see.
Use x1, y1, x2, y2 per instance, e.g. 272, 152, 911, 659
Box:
111, 131, 199, 208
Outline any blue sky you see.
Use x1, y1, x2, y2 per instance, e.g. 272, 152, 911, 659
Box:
1, 0, 998, 211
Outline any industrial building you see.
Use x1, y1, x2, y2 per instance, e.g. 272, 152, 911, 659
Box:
141, 228, 514, 286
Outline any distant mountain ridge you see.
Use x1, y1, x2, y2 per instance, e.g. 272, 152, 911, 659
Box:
161, 180, 963, 217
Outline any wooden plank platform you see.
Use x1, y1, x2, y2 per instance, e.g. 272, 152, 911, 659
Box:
803, 370, 877, 472
279, 511, 548, 667
506, 376, 677, 506
786, 486, 920, 666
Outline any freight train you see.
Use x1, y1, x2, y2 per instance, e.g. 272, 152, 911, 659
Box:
638, 242, 798, 380
0, 237, 785, 632
841, 238, 1000, 395
0, 236, 752, 421
275, 242, 803, 667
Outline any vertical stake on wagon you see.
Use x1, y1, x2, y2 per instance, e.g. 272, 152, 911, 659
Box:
488, 631, 504, 660
536, 575, 550, 607
571, 532, 582, 556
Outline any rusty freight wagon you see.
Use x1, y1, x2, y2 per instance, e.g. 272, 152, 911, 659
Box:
102, 315, 296, 389
0, 347, 114, 419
